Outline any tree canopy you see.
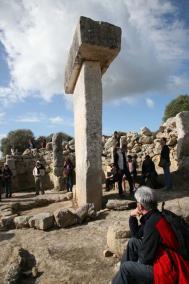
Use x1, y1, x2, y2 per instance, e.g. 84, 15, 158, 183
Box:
1, 129, 34, 156
0, 130, 73, 157
163, 95, 189, 122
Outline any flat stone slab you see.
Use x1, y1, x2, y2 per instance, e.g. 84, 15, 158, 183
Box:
64, 16, 121, 93
106, 199, 136, 210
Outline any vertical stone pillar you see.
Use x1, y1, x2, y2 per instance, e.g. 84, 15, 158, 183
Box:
74, 61, 102, 208
52, 133, 64, 191
64, 16, 121, 210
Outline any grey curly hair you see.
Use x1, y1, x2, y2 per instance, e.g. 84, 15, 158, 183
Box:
134, 186, 158, 211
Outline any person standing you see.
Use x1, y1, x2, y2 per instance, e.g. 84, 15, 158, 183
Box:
127, 155, 137, 190
64, 158, 74, 192
33, 161, 45, 195
3, 164, 13, 198
159, 138, 172, 190
114, 147, 134, 195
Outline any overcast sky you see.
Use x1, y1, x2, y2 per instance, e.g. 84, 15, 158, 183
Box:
0, 0, 189, 140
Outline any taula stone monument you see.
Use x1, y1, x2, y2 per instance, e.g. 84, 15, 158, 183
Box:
64, 16, 121, 210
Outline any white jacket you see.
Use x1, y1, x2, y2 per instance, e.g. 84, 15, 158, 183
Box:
33, 166, 45, 177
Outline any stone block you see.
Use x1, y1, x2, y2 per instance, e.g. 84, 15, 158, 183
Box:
64, 16, 121, 94
54, 208, 77, 228
107, 223, 130, 256
75, 204, 89, 224
106, 199, 136, 210
14, 215, 32, 229
28, 213, 55, 230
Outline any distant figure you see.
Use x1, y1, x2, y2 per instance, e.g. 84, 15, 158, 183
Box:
28, 139, 35, 150
141, 155, 158, 189
2, 164, 13, 198
114, 146, 134, 195
159, 137, 172, 190
41, 138, 47, 149
64, 158, 74, 192
33, 161, 45, 195
105, 163, 118, 191
113, 131, 120, 148
127, 155, 137, 190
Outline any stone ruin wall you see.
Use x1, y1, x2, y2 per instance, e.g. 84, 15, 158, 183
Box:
2, 111, 189, 192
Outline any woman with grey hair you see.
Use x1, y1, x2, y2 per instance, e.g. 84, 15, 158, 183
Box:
112, 186, 189, 284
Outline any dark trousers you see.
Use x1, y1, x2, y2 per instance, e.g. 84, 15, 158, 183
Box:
106, 177, 117, 191
118, 169, 133, 194
112, 237, 153, 284
4, 182, 12, 197
66, 174, 73, 192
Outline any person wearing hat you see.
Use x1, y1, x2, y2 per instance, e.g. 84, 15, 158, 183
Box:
33, 161, 45, 195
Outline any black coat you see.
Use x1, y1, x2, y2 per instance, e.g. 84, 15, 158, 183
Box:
129, 209, 162, 265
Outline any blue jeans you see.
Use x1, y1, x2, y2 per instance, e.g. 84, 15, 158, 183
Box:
112, 238, 153, 284
163, 165, 172, 189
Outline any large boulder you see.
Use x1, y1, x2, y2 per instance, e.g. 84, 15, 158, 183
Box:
28, 213, 55, 230
107, 222, 131, 256
139, 136, 153, 145
1, 215, 17, 230
54, 208, 77, 228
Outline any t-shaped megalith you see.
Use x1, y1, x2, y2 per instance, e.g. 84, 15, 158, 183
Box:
64, 16, 121, 210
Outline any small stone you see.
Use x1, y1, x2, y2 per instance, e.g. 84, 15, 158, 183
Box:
1, 215, 17, 230
106, 199, 136, 210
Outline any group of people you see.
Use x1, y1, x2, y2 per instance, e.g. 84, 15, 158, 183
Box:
106, 136, 172, 194
32, 158, 74, 195
0, 164, 13, 200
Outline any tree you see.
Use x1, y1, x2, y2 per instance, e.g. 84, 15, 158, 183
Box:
0, 129, 34, 156
163, 95, 189, 122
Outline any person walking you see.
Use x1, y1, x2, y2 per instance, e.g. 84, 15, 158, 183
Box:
33, 161, 45, 195
2, 164, 13, 198
159, 137, 172, 190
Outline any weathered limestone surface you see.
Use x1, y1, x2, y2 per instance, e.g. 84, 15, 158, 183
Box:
107, 222, 130, 256
54, 208, 77, 228
52, 133, 64, 191
64, 17, 121, 210
28, 213, 55, 230
176, 112, 189, 169
74, 61, 102, 210
64, 16, 121, 94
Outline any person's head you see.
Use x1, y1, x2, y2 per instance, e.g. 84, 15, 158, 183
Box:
4, 163, 9, 169
145, 155, 150, 160
160, 137, 166, 146
36, 160, 41, 167
127, 155, 132, 162
134, 186, 157, 214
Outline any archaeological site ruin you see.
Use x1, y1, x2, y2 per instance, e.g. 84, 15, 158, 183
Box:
1, 16, 189, 284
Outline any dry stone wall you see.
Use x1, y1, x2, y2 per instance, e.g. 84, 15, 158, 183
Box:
2, 111, 189, 192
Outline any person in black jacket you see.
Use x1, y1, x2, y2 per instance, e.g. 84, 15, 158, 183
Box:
159, 137, 172, 190
114, 147, 134, 195
141, 155, 158, 188
112, 186, 160, 284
